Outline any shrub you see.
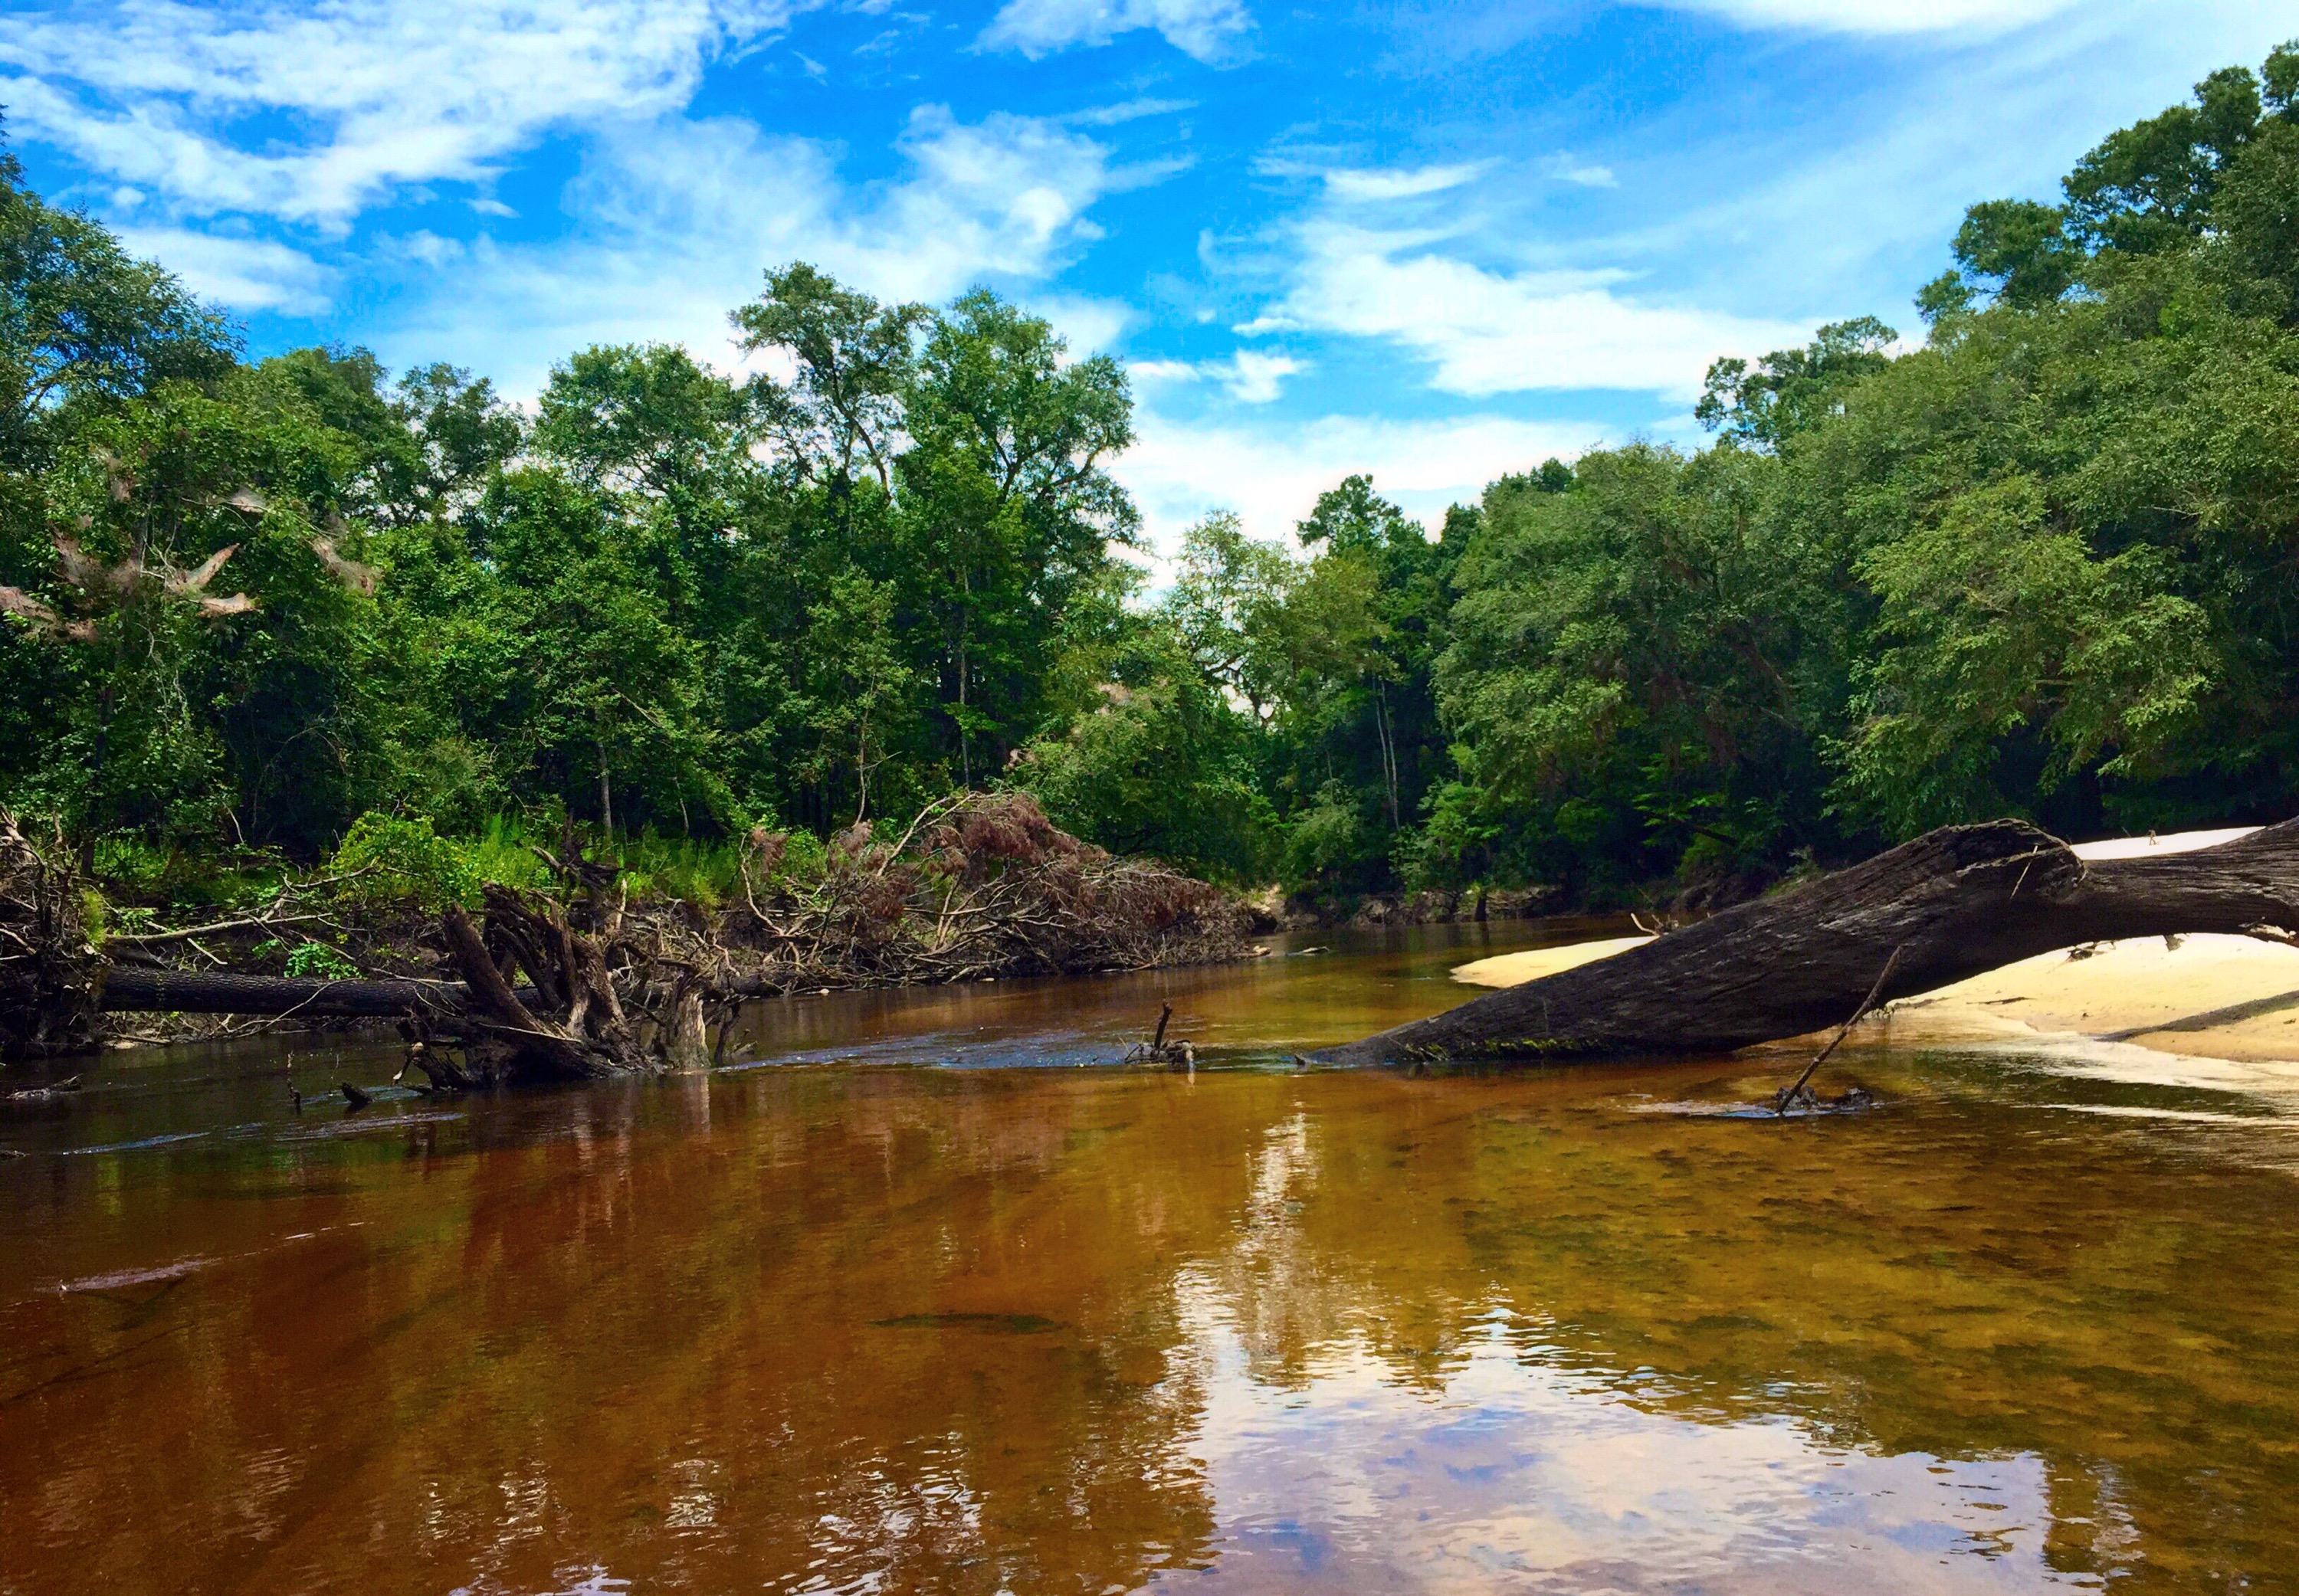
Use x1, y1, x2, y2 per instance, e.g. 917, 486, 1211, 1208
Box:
284, 940, 359, 979
326, 811, 478, 909
92, 834, 170, 893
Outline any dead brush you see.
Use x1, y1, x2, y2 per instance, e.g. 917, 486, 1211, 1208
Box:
723, 791, 1250, 994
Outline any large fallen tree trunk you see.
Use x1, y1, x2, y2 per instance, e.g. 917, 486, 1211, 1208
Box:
1321, 818, 2299, 1067
98, 968, 545, 1019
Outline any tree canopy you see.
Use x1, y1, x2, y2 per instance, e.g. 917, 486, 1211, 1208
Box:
8, 44, 2299, 909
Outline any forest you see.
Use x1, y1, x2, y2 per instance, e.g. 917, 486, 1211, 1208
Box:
4, 43, 2299, 921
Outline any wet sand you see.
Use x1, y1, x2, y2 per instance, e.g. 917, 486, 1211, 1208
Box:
1452, 827, 2299, 1067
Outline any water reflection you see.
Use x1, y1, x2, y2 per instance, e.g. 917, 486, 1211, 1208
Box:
2, 928, 2297, 1591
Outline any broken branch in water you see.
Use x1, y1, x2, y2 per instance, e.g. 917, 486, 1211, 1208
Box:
17, 793, 1251, 1081
1120, 1001, 1195, 1068
1774, 944, 1902, 1115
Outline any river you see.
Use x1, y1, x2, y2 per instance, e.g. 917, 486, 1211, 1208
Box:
3, 922, 2297, 1591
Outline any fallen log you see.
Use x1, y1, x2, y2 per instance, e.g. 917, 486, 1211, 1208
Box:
98, 968, 545, 1019
1321, 818, 2299, 1066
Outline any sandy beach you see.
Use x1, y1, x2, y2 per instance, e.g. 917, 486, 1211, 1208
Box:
1452, 827, 2299, 1067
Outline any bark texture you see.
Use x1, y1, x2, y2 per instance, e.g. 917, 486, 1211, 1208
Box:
99, 968, 525, 1019
1321, 818, 2299, 1066
435, 889, 648, 1084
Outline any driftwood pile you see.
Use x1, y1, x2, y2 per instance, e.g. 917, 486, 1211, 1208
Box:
723, 792, 1251, 992
6, 793, 1251, 1083
0, 814, 99, 1060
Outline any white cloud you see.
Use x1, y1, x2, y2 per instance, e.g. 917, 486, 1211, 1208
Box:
387, 230, 467, 268
1323, 162, 1490, 202
978, 0, 1251, 64
1213, 350, 1302, 402
0, 0, 806, 228
1543, 155, 1618, 188
1116, 407, 1610, 559
1068, 96, 1198, 126
1271, 221, 1809, 399
1030, 295, 1136, 356
113, 226, 333, 314
1128, 349, 1304, 402
1645, 0, 2077, 34
382, 106, 1132, 393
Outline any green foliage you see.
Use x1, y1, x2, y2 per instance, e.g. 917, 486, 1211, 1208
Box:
326, 811, 479, 909
92, 834, 169, 893
1697, 318, 1899, 447
1165, 511, 1294, 719
284, 940, 359, 980
1435, 442, 1826, 895
1281, 782, 1366, 887
0, 144, 234, 470
14, 45, 2299, 915
1836, 477, 2214, 832
1016, 674, 1271, 883
614, 831, 746, 909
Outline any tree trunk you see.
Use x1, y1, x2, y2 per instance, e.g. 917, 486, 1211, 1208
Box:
1320, 818, 2299, 1066
598, 742, 614, 839
438, 887, 650, 1084
100, 968, 539, 1019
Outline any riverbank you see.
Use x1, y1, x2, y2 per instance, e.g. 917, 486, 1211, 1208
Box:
1451, 827, 2299, 1068
1, 795, 1258, 1065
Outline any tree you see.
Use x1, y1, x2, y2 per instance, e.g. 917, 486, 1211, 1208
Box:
1015, 598, 1271, 881
795, 571, 915, 824
1436, 443, 1828, 898
1696, 319, 1899, 447
1163, 511, 1294, 722
733, 262, 926, 493
897, 289, 1136, 784
0, 141, 233, 471
1284, 475, 1451, 860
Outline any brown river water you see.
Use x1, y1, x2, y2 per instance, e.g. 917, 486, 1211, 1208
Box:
4, 922, 2298, 1593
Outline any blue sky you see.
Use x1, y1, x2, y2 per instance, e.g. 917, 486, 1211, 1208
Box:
0, 0, 2291, 552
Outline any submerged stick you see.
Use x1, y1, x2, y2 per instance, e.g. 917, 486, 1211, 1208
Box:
1775, 944, 1902, 1115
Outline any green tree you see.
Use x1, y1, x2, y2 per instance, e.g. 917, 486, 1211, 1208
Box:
1696, 319, 1899, 447
1163, 511, 1295, 722
897, 288, 1136, 785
